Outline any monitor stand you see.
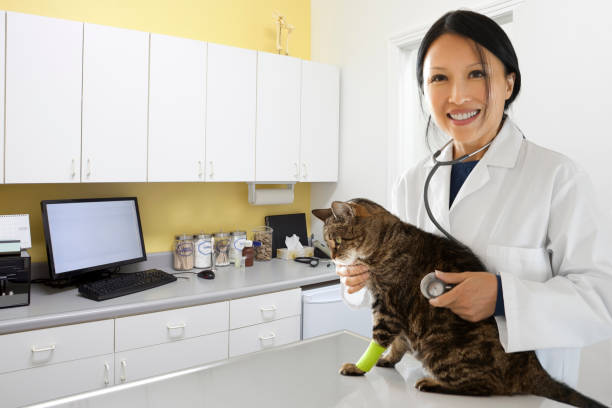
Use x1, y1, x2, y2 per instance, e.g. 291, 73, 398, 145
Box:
43, 269, 114, 289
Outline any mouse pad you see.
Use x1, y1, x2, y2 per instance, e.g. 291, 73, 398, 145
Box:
264, 213, 308, 258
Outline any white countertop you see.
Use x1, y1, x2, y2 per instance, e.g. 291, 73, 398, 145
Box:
29, 331, 569, 408
0, 255, 338, 334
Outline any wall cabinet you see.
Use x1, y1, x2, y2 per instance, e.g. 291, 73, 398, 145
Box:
206, 43, 257, 182
300, 61, 340, 182
82, 23, 149, 182
148, 34, 207, 182
5, 12, 82, 183
255, 52, 302, 182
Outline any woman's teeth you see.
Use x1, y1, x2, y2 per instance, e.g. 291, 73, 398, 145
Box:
449, 110, 479, 120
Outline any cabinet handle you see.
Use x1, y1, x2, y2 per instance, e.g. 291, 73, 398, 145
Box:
104, 363, 110, 385
209, 161, 214, 178
31, 344, 56, 353
87, 159, 91, 178
259, 332, 276, 341
198, 161, 203, 179
260, 305, 277, 312
294, 162, 299, 179
302, 163, 307, 179
120, 360, 127, 382
71, 159, 76, 179
166, 322, 187, 330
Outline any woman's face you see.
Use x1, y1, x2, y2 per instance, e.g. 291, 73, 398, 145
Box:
423, 33, 515, 158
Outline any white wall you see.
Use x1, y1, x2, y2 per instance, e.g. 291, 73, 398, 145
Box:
311, 0, 612, 403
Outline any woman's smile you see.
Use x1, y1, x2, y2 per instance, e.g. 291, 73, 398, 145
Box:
447, 109, 481, 126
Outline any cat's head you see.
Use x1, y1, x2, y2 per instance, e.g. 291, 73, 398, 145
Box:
312, 198, 389, 265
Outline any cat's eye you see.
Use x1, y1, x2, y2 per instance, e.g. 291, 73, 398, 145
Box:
335, 237, 342, 246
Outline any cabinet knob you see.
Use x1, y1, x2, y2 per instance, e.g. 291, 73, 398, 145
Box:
302, 163, 307, 179
259, 332, 276, 341
198, 161, 203, 179
87, 159, 92, 178
104, 363, 110, 385
71, 159, 76, 179
120, 359, 128, 382
31, 344, 56, 353
209, 161, 214, 178
294, 162, 299, 179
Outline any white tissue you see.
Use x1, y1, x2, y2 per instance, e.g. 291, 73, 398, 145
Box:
285, 234, 304, 251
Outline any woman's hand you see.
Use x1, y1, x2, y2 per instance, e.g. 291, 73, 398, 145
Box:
429, 270, 497, 322
336, 264, 370, 294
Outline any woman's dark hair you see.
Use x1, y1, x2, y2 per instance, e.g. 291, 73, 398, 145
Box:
417, 10, 521, 110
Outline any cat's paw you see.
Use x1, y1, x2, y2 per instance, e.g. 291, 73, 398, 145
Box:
376, 357, 396, 368
415, 377, 444, 393
339, 363, 366, 376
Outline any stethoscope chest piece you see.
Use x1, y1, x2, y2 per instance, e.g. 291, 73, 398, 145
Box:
420, 272, 455, 299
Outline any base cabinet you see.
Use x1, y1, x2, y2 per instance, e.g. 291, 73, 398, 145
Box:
0, 353, 114, 407
115, 331, 228, 384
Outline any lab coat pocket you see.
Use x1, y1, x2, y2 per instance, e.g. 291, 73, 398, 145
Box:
485, 245, 552, 282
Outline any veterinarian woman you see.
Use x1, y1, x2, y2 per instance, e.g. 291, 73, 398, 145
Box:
339, 10, 612, 388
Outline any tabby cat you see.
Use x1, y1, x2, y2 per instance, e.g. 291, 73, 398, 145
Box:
312, 198, 606, 408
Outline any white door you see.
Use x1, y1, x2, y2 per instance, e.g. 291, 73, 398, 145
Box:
206, 43, 256, 182
300, 61, 340, 182
82, 23, 148, 182
0, 12, 5, 183
256, 52, 301, 182
5, 12, 82, 183
148, 34, 206, 182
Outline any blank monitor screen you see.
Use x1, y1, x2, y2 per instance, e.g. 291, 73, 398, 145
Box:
42, 198, 146, 279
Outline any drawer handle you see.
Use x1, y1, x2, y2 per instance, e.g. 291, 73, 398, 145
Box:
104, 363, 110, 385
166, 322, 187, 330
260, 305, 277, 312
31, 344, 56, 353
120, 360, 128, 382
259, 332, 276, 341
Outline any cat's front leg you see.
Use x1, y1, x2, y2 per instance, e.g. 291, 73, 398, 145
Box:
377, 334, 410, 368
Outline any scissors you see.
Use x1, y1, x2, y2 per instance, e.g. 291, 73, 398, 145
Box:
294, 257, 332, 267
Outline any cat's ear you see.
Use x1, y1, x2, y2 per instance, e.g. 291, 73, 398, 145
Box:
312, 208, 333, 222
351, 203, 371, 217
331, 201, 355, 219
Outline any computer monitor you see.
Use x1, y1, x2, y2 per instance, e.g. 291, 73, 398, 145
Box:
41, 197, 147, 281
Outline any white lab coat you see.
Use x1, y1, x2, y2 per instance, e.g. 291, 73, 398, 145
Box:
342, 118, 612, 386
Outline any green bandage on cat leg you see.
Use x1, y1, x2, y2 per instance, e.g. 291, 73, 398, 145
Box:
355, 340, 386, 372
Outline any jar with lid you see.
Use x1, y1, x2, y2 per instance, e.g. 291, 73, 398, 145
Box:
252, 226, 273, 261
229, 231, 247, 264
242, 240, 255, 267
213, 232, 231, 267
173, 234, 194, 271
194, 233, 212, 269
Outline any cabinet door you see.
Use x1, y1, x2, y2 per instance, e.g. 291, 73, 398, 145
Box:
82, 23, 148, 182
0, 354, 114, 407
5, 12, 82, 183
229, 315, 301, 357
256, 52, 301, 182
0, 12, 4, 183
148, 34, 206, 182
206, 43, 256, 182
300, 61, 340, 182
115, 331, 227, 384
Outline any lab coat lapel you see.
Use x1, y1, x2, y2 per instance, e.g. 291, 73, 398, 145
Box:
449, 119, 523, 213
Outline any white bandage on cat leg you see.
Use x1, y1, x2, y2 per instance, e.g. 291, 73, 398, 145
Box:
355, 340, 386, 372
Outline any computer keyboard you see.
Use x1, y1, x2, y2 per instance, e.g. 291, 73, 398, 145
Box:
78, 269, 177, 301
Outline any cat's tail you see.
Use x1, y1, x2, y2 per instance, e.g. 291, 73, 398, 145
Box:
528, 373, 607, 408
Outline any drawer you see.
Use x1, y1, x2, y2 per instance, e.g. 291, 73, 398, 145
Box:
0, 353, 114, 408
115, 301, 229, 352
115, 331, 228, 384
229, 315, 300, 357
230, 288, 301, 329
0, 319, 114, 374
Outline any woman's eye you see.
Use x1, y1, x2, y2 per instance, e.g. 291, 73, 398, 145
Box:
469, 70, 486, 78
429, 74, 446, 83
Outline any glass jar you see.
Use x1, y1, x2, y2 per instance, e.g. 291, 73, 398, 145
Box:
229, 230, 247, 264
213, 232, 231, 267
194, 233, 212, 269
252, 226, 273, 261
173, 234, 194, 271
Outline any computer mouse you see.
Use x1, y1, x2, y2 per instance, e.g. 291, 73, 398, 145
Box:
197, 270, 215, 280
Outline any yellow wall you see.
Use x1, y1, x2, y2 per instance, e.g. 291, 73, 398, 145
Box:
0, 0, 312, 263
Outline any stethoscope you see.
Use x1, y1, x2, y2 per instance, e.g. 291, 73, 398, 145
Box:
420, 137, 494, 299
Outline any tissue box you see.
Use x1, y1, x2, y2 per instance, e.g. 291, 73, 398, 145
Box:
277, 246, 314, 260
